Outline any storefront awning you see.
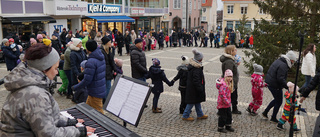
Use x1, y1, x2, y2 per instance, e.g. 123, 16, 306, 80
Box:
2, 16, 56, 25
87, 16, 135, 23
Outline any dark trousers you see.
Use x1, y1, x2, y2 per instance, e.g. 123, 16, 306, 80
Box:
231, 88, 238, 111
264, 86, 283, 119
200, 39, 205, 47
153, 92, 161, 109
179, 88, 187, 113
148, 43, 151, 51
210, 38, 213, 47
218, 107, 232, 127
215, 42, 220, 48
166, 41, 168, 47
125, 44, 130, 54
64, 70, 73, 96
194, 38, 198, 46
118, 45, 123, 56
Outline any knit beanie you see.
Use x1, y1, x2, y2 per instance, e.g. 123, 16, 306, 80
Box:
253, 64, 263, 75
152, 58, 160, 66
43, 39, 51, 46
181, 55, 189, 65
30, 38, 37, 45
80, 60, 87, 69
135, 38, 143, 44
192, 48, 203, 61
71, 38, 82, 47
101, 36, 111, 45
37, 34, 43, 40
224, 69, 233, 77
287, 82, 299, 93
286, 50, 297, 62
86, 40, 97, 52
2, 38, 8, 44
114, 58, 123, 67
27, 47, 60, 71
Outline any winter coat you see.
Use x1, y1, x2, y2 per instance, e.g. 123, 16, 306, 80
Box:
249, 36, 254, 45
224, 38, 229, 44
200, 31, 205, 39
216, 78, 231, 109
0, 63, 83, 136
283, 91, 298, 112
265, 56, 290, 90
301, 52, 316, 77
51, 38, 61, 54
145, 65, 171, 93
94, 36, 103, 46
124, 34, 131, 45
251, 73, 268, 94
130, 33, 137, 44
60, 31, 67, 44
300, 68, 320, 110
73, 49, 106, 99
229, 32, 235, 41
220, 53, 239, 89
173, 65, 188, 90
2, 45, 20, 71
115, 65, 123, 75
158, 32, 164, 45
130, 45, 147, 79
185, 59, 206, 104
165, 36, 169, 42
236, 32, 241, 44
70, 45, 87, 78
209, 33, 214, 40
178, 31, 183, 39
82, 36, 89, 50
100, 47, 116, 80
172, 32, 178, 44
115, 34, 124, 47
63, 47, 71, 70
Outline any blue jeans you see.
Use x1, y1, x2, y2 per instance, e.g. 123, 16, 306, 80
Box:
182, 103, 204, 118
152, 92, 161, 109
302, 75, 312, 89
105, 80, 111, 98
264, 86, 283, 119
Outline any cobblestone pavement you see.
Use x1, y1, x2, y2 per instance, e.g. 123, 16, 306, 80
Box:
0, 46, 318, 137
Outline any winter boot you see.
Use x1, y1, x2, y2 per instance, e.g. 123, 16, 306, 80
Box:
246, 106, 252, 113
262, 111, 268, 119
218, 127, 227, 133
152, 108, 162, 113
232, 107, 242, 114
226, 126, 235, 132
277, 123, 284, 130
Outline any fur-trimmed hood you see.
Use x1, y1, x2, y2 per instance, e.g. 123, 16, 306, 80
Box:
189, 58, 202, 68
176, 64, 188, 71
220, 53, 235, 62
69, 43, 80, 51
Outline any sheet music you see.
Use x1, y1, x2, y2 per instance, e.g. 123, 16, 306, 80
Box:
106, 78, 133, 115
119, 83, 149, 124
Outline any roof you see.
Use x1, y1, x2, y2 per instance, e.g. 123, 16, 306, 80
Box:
202, 0, 213, 7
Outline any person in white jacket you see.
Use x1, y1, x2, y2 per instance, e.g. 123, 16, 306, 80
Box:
301, 44, 317, 88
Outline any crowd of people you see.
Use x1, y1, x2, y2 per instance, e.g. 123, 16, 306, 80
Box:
0, 26, 318, 136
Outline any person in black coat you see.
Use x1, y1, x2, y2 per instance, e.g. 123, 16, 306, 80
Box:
172, 56, 189, 114
182, 32, 188, 47
130, 38, 147, 81
300, 68, 320, 110
178, 30, 183, 47
124, 31, 131, 55
182, 48, 208, 121
209, 30, 214, 48
145, 58, 173, 113
194, 30, 199, 47
1, 38, 20, 71
100, 37, 117, 101
115, 31, 124, 56
51, 34, 61, 54
158, 31, 164, 50
172, 31, 178, 47
60, 28, 67, 49
262, 51, 297, 123
69, 38, 87, 87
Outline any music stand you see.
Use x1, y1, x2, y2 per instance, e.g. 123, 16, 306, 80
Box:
103, 74, 153, 127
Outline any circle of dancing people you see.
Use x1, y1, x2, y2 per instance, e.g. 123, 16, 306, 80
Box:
0, 26, 318, 135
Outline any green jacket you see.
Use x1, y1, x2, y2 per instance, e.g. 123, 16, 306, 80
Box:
82, 36, 89, 50
63, 47, 71, 70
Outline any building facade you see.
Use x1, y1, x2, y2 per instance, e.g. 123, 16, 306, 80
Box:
201, 0, 217, 32
0, 0, 168, 42
168, 0, 202, 33
222, 0, 272, 34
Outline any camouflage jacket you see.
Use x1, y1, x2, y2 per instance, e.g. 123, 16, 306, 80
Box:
0, 63, 81, 137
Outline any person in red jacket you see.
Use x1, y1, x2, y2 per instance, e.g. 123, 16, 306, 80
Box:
249, 35, 254, 48
224, 36, 230, 47
165, 35, 169, 48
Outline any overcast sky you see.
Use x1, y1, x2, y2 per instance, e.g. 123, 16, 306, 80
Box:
217, 0, 223, 10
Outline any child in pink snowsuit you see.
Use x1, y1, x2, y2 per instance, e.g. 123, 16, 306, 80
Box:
247, 64, 267, 116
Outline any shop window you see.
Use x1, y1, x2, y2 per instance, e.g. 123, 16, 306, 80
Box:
106, 0, 113, 4
82, 0, 102, 3
226, 21, 233, 30
227, 5, 233, 14
115, 0, 122, 4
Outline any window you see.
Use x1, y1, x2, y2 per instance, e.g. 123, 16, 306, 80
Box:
202, 8, 206, 13
202, 0, 206, 4
227, 21, 233, 30
198, 0, 201, 9
259, 8, 264, 14
194, 0, 196, 9
241, 7, 247, 14
174, 0, 181, 9
202, 16, 206, 21
227, 5, 233, 14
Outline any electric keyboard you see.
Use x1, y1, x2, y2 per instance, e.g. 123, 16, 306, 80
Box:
61, 103, 140, 137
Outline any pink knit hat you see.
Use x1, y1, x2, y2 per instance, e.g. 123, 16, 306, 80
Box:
224, 69, 233, 77
37, 34, 43, 39
30, 38, 37, 45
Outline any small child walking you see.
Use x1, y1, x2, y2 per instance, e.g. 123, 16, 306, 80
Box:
114, 58, 123, 75
276, 82, 301, 132
246, 64, 267, 116
172, 56, 189, 114
146, 58, 173, 113
57, 54, 68, 95
216, 69, 235, 133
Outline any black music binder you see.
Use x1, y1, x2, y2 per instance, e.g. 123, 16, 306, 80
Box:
103, 74, 152, 127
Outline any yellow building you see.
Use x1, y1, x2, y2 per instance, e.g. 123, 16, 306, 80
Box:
222, 0, 272, 34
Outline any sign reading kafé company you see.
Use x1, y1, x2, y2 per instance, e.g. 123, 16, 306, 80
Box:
88, 4, 121, 13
